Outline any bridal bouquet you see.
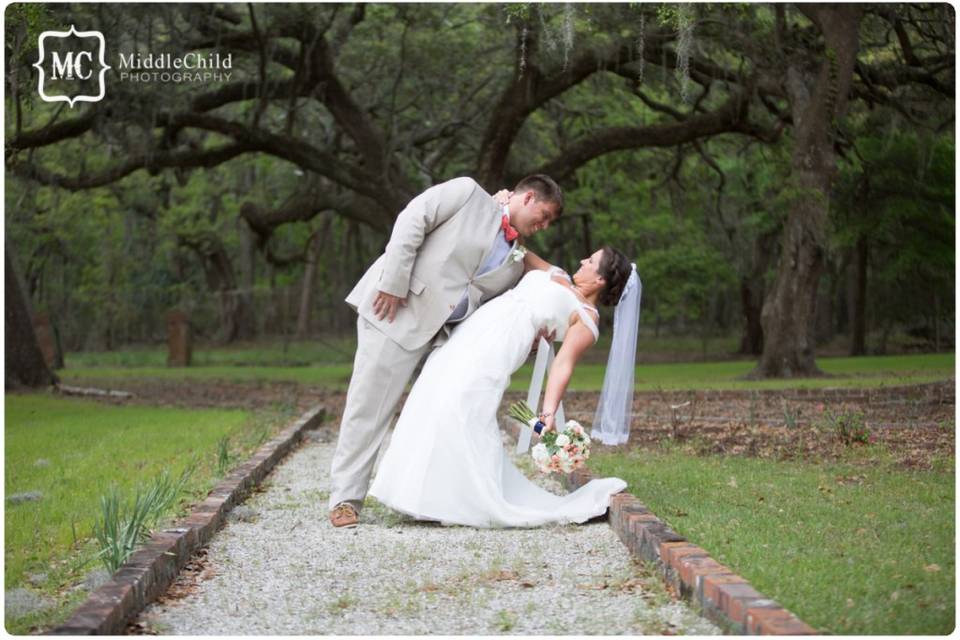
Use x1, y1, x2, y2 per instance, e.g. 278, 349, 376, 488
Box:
508, 401, 591, 474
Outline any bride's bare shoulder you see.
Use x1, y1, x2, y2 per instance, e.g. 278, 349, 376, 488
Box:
549, 272, 573, 287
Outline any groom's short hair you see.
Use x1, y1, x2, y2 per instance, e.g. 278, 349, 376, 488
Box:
514, 174, 563, 217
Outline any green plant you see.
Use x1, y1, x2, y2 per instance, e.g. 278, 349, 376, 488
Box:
494, 609, 517, 632
823, 409, 872, 445
93, 488, 147, 573
328, 594, 357, 615
93, 466, 193, 572
782, 402, 798, 429
217, 436, 232, 474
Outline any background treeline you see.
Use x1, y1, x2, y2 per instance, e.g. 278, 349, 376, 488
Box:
5, 3, 954, 366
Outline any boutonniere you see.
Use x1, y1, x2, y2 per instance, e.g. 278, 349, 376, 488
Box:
510, 245, 528, 263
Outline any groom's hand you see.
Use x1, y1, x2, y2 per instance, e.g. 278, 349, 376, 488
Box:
373, 291, 407, 323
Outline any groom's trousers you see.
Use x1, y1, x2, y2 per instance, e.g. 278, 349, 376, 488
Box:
328, 316, 434, 511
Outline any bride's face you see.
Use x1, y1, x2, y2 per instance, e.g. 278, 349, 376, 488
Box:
573, 249, 606, 290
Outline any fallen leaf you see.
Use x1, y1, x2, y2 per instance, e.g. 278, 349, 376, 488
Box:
925, 564, 941, 573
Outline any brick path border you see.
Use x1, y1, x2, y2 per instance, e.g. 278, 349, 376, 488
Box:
51, 405, 327, 635
564, 470, 817, 635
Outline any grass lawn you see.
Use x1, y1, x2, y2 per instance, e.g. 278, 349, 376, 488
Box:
63, 334, 743, 368
589, 446, 955, 635
4, 393, 290, 634
60, 353, 955, 392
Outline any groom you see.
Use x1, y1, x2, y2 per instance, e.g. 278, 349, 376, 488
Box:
329, 174, 564, 527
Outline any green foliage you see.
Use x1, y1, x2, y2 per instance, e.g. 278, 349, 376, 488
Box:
93, 466, 193, 572
815, 407, 871, 445
217, 436, 232, 475
4, 3, 952, 354
834, 131, 955, 333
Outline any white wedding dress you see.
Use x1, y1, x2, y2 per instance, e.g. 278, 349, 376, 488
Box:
368, 268, 627, 528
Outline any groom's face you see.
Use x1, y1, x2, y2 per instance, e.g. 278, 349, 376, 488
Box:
510, 190, 559, 238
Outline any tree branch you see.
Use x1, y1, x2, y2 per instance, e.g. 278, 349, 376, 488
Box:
532, 92, 758, 182
9, 143, 254, 190
8, 110, 98, 152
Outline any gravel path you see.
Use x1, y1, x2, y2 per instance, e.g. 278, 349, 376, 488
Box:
138, 427, 720, 635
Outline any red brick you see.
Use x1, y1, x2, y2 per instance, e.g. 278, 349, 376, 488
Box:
718, 582, 769, 624
702, 573, 749, 606
610, 493, 632, 507
746, 606, 816, 634
627, 513, 660, 540
657, 541, 690, 563
677, 555, 729, 590
660, 542, 708, 570
746, 607, 812, 635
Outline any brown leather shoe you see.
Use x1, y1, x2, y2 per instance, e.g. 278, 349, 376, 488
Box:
329, 503, 359, 528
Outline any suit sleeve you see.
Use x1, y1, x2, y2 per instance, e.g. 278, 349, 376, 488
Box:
378, 176, 479, 297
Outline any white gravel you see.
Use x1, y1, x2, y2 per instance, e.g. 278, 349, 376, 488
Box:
139, 427, 720, 635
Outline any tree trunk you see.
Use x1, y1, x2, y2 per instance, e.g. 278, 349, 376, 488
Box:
6, 246, 57, 388
750, 5, 863, 378
849, 235, 868, 355
739, 277, 764, 355
738, 229, 777, 356
933, 293, 941, 352
238, 216, 257, 338
295, 232, 322, 339
179, 232, 253, 344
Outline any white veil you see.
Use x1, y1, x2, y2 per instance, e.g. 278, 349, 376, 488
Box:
591, 264, 642, 446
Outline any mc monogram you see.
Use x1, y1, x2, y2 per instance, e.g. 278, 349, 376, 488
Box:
32, 25, 111, 107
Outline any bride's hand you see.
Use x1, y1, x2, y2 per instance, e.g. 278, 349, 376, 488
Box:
539, 413, 556, 434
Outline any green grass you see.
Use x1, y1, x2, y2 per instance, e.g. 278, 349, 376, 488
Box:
4, 393, 287, 633
60, 331, 945, 370
60, 364, 354, 386
539, 352, 955, 392
589, 447, 955, 634
59, 353, 954, 392
64, 338, 358, 368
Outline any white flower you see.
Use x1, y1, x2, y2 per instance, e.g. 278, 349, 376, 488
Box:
555, 433, 570, 447
556, 448, 569, 461
531, 443, 549, 462
510, 246, 528, 263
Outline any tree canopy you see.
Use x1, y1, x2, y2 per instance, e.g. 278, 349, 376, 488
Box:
5, 3, 954, 377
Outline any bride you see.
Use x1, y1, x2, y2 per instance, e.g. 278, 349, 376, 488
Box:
368, 245, 641, 528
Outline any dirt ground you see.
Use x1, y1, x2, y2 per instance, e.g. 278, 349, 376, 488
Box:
57, 376, 955, 471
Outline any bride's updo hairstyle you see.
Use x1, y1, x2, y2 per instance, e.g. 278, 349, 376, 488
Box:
598, 246, 632, 306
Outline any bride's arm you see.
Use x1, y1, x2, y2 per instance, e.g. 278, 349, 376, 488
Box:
522, 249, 552, 273
539, 320, 595, 432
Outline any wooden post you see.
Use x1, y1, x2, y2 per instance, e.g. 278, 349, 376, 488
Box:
166, 310, 192, 367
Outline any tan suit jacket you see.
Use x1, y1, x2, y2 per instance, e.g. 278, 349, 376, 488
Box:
346, 177, 524, 351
